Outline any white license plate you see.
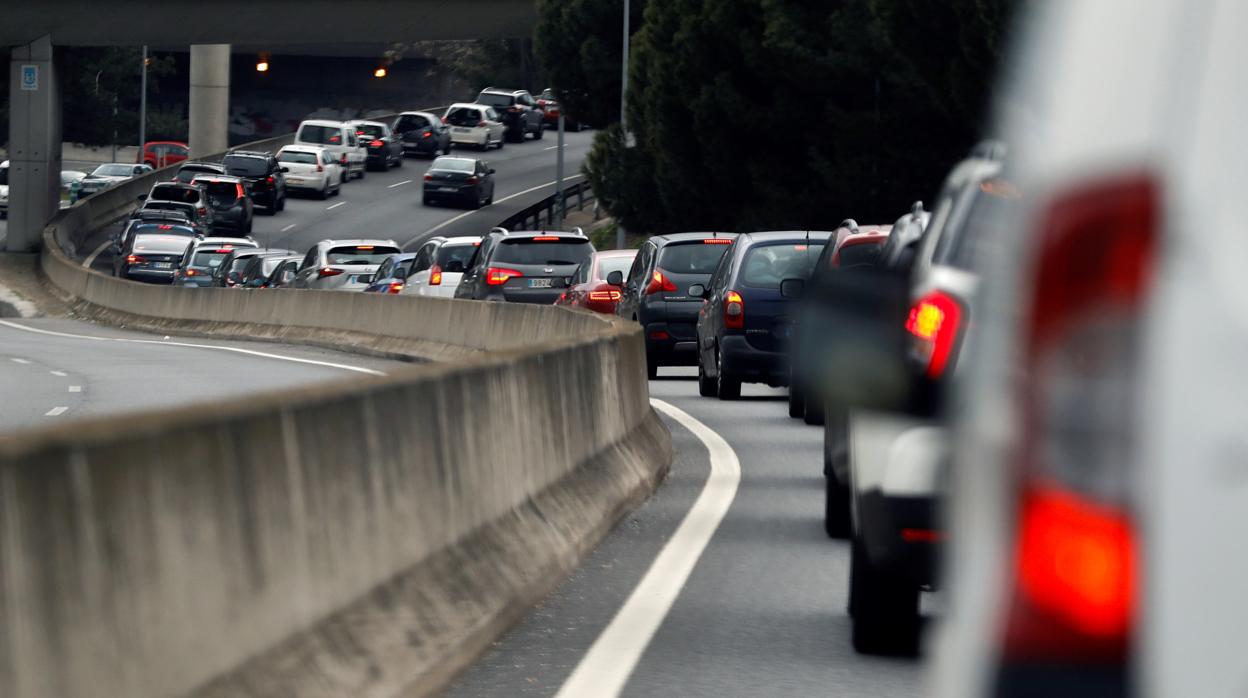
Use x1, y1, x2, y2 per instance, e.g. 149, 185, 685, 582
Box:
350, 275, 370, 284
287, 177, 305, 184
438, 186, 458, 192
529, 278, 554, 289
152, 262, 172, 269
453, 127, 471, 133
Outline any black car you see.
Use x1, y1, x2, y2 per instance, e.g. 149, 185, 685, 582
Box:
186, 174, 254, 235
134, 200, 212, 236
239, 253, 302, 289
222, 151, 287, 214
126, 208, 202, 235
174, 237, 260, 287
422, 156, 496, 209
455, 228, 594, 304
173, 161, 225, 185
113, 219, 201, 276
394, 111, 452, 157
350, 120, 404, 170
615, 232, 738, 379
476, 88, 545, 141
115, 231, 195, 283
213, 247, 293, 288
691, 230, 832, 399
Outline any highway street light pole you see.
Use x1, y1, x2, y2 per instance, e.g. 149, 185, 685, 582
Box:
139, 46, 148, 157
618, 0, 630, 249
555, 113, 565, 230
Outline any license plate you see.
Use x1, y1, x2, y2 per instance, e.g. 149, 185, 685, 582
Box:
350, 275, 370, 284
152, 262, 172, 269
287, 177, 304, 184
529, 278, 554, 289
453, 127, 471, 133
439, 186, 458, 192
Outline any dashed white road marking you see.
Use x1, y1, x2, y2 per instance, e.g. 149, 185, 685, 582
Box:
10, 358, 31, 364
49, 370, 68, 376
281, 223, 297, 232
68, 385, 82, 393
544, 144, 565, 151
45, 406, 69, 417
387, 179, 412, 189
326, 201, 346, 210
554, 398, 741, 698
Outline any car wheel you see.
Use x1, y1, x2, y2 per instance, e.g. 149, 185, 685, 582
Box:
803, 397, 825, 426
698, 359, 716, 397
849, 534, 920, 656
824, 472, 851, 538
422, 195, 432, 206
470, 189, 483, 210
535, 121, 545, 140
647, 357, 658, 381
716, 351, 741, 400
485, 189, 494, 205
496, 136, 505, 150
357, 166, 365, 180
318, 182, 330, 200
394, 154, 403, 168
788, 382, 806, 419
444, 142, 453, 155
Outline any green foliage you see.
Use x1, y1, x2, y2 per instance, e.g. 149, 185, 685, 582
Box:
413, 39, 546, 97
577, 0, 1020, 234
62, 48, 178, 145
535, 0, 647, 127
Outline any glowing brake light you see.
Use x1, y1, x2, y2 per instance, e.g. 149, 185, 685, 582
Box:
703, 238, 732, 244
430, 265, 443, 286
589, 290, 622, 301
645, 270, 678, 295
905, 291, 963, 378
424, 174, 433, 181
158, 224, 173, 230
126, 254, 145, 264
486, 267, 523, 285
533, 236, 560, 241
724, 290, 744, 329
387, 281, 404, 294
422, 130, 433, 138
317, 267, 343, 278
235, 184, 246, 199
465, 176, 479, 185
369, 140, 384, 147
357, 245, 374, 250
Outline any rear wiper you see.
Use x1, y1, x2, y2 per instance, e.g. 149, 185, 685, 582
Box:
545, 259, 575, 265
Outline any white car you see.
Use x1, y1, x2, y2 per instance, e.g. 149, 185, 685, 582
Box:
276, 145, 344, 200
932, 1, 1248, 697
290, 239, 402, 292
443, 103, 506, 151
0, 160, 8, 217
401, 235, 482, 298
293, 119, 367, 181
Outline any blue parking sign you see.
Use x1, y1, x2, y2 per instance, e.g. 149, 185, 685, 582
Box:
20, 64, 38, 91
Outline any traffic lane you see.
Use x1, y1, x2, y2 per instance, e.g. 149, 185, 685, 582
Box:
0, 317, 405, 435
443, 407, 713, 698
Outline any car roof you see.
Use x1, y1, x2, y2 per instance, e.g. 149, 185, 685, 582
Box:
178, 161, 222, 170
318, 239, 401, 248
398, 111, 439, 118
131, 233, 193, 249
384, 252, 420, 261
447, 102, 487, 110
496, 230, 588, 240
480, 87, 525, 96
595, 249, 638, 258
299, 119, 345, 127
437, 235, 483, 245
196, 237, 258, 248
346, 119, 386, 127
189, 175, 243, 184
151, 182, 199, 189
279, 144, 326, 153
224, 150, 270, 159
738, 230, 834, 244
650, 231, 738, 245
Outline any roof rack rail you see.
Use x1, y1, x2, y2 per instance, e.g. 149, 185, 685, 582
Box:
910, 201, 924, 216
838, 218, 859, 233
489, 226, 509, 235
573, 226, 585, 237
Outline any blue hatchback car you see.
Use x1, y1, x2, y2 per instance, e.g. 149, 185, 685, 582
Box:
691, 230, 832, 399
363, 252, 419, 294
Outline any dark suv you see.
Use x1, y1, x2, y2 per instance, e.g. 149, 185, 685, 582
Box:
222, 151, 287, 214
616, 232, 738, 379
475, 88, 545, 141
692, 231, 832, 399
455, 228, 594, 303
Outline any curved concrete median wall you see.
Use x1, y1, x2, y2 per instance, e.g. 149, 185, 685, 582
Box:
0, 210, 671, 697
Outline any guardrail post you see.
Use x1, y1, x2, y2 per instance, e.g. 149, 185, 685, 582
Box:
577, 186, 584, 212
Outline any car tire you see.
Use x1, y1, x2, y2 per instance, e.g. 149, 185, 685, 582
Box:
318, 182, 330, 200
698, 359, 717, 397
824, 472, 851, 538
444, 142, 453, 155
849, 535, 921, 656
422, 195, 432, 206
647, 358, 658, 381
804, 397, 825, 426
357, 166, 365, 180
788, 382, 806, 419
535, 122, 544, 140
716, 351, 741, 400
393, 154, 403, 169
469, 190, 482, 210
276, 194, 286, 212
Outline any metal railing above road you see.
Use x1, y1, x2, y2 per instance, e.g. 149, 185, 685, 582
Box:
498, 179, 597, 232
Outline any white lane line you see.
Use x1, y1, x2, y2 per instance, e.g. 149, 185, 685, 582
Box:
387, 179, 412, 189
83, 239, 112, 268
326, 201, 346, 210
554, 398, 741, 698
68, 385, 82, 393
281, 223, 297, 232
45, 406, 69, 417
49, 370, 67, 377
10, 358, 31, 364
0, 320, 387, 377
401, 174, 585, 249
543, 145, 565, 151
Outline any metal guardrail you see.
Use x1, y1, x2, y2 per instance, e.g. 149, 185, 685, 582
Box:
498, 179, 596, 232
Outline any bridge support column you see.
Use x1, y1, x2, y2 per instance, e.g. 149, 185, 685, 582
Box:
6, 35, 62, 252
188, 44, 230, 157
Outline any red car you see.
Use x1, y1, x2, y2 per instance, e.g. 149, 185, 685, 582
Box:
829, 223, 891, 268
537, 88, 585, 131
139, 141, 189, 169
557, 249, 638, 314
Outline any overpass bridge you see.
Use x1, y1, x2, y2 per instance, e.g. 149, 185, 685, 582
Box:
4, 0, 537, 252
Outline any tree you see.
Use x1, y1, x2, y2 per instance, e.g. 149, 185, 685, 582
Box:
535, 0, 647, 127
61, 48, 176, 146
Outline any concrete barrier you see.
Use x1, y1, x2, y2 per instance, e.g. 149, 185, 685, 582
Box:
1, 165, 671, 696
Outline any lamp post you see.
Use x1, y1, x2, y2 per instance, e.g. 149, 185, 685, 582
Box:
139, 46, 148, 158
617, 0, 630, 249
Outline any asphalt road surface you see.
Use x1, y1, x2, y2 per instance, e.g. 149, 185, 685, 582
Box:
0, 317, 405, 435
446, 367, 926, 697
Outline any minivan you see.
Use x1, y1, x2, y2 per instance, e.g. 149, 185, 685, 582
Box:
294, 120, 367, 180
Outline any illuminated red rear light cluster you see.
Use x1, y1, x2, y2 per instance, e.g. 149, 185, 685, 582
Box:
724, 290, 744, 329
430, 265, 443, 286
644, 270, 678, 295
589, 290, 622, 302
317, 267, 343, 278
905, 290, 964, 378
387, 281, 404, 294
465, 176, 479, 185
126, 254, 145, 264
486, 267, 522, 285
370, 140, 384, 147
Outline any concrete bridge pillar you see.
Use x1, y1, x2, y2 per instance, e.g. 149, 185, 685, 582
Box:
6, 35, 62, 252
189, 44, 230, 157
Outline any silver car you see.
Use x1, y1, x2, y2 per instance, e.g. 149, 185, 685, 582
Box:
290, 239, 402, 291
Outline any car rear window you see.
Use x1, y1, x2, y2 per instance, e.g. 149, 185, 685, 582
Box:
596, 256, 635, 281
133, 223, 195, 237
740, 242, 827, 288
446, 108, 484, 127
223, 156, 268, 177
228, 256, 255, 274
144, 201, 195, 216
278, 151, 318, 165
657, 241, 732, 274
199, 181, 240, 205
131, 235, 191, 254
176, 167, 218, 184
327, 245, 401, 265
939, 179, 1022, 271
149, 186, 199, 204
494, 238, 593, 266
354, 124, 386, 139
432, 157, 475, 173
836, 240, 885, 268
476, 93, 515, 108
192, 250, 233, 268
395, 114, 431, 132
436, 243, 478, 270
298, 124, 343, 146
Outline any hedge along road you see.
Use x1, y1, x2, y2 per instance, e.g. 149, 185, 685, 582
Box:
82, 128, 598, 273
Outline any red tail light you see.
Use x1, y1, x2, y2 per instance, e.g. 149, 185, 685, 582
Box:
1001, 174, 1156, 666
265, 176, 274, 186
422, 130, 432, 138
387, 281, 404, 294
197, 207, 207, 217
235, 184, 246, 199
430, 265, 443, 286
126, 254, 145, 264
185, 268, 197, 276
905, 290, 964, 378
486, 267, 523, 285
465, 176, 479, 185
316, 164, 324, 173
317, 267, 344, 278
477, 121, 488, 128
589, 290, 622, 302
648, 329, 670, 340
533, 236, 560, 241
703, 238, 732, 244
423, 174, 433, 181
724, 290, 744, 329
644, 270, 678, 295
370, 140, 384, 147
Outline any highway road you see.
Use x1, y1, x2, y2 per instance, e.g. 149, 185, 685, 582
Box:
75, 129, 596, 273
0, 317, 403, 435
446, 368, 926, 697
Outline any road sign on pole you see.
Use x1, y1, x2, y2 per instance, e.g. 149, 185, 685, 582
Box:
20, 64, 38, 91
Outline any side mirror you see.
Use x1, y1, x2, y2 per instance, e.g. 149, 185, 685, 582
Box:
688, 283, 708, 299
780, 278, 805, 299
136, 194, 147, 203
488, 168, 496, 175
606, 270, 624, 286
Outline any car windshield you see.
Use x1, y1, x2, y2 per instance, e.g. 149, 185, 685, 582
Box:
395, 114, 430, 132
93, 164, 133, 177
222, 156, 268, 177
431, 158, 475, 173
476, 93, 515, 107
149, 186, 199, 204
278, 151, 318, 165
299, 124, 343, 145
658, 241, 732, 274
435, 243, 478, 270
836, 240, 885, 268
354, 124, 386, 138
446, 108, 484, 127
740, 242, 827, 288
327, 245, 401, 265
596, 256, 636, 281
495, 239, 593, 266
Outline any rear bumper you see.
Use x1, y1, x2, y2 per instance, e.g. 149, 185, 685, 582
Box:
403, 139, 441, 155
212, 208, 249, 230
644, 322, 699, 365
719, 334, 788, 385
856, 490, 941, 587
500, 288, 564, 304
122, 267, 175, 283
285, 173, 329, 192
424, 184, 473, 200
450, 130, 488, 145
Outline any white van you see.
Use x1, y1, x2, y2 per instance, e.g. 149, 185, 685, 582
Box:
293, 120, 367, 181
